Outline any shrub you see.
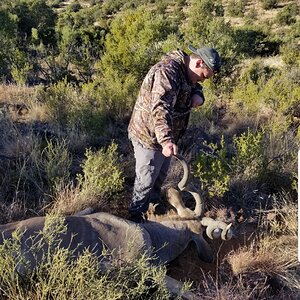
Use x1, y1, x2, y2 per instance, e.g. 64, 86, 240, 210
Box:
280, 42, 300, 68
39, 80, 77, 126
55, 6, 105, 83
52, 142, 125, 214
289, 20, 300, 41
96, 6, 179, 116
194, 136, 231, 198
100, 6, 176, 82
231, 77, 261, 115
234, 25, 280, 57
232, 129, 266, 180
194, 129, 276, 197
276, 3, 298, 26
230, 62, 300, 118
227, 0, 247, 17
10, 49, 32, 85
38, 80, 109, 135
41, 139, 72, 194
260, 0, 278, 10
181, 0, 238, 77
87, 71, 138, 120
9, 0, 57, 47
77, 142, 124, 203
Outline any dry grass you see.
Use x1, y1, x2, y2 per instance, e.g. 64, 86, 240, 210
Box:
0, 84, 37, 104
0, 84, 49, 122
228, 236, 296, 276
195, 274, 269, 300
227, 195, 299, 295
0, 123, 40, 159
184, 194, 299, 299
49, 184, 95, 216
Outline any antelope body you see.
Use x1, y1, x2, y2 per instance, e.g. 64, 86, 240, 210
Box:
0, 155, 233, 275
0, 212, 214, 272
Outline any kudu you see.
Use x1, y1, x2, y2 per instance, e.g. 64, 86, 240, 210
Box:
0, 155, 233, 276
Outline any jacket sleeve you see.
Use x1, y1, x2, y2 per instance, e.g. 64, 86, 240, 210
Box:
150, 68, 179, 147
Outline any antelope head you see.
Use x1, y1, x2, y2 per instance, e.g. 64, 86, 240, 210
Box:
166, 154, 233, 241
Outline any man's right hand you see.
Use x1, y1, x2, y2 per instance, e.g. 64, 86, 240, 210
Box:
162, 142, 178, 157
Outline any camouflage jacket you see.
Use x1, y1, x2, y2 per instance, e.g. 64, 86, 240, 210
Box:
128, 50, 203, 150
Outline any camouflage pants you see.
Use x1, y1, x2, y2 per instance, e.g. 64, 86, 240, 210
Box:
129, 140, 171, 217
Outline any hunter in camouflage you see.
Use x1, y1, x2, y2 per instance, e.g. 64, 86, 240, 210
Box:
128, 46, 221, 222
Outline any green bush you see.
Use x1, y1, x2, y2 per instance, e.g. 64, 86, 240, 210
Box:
0, 9, 18, 78
55, 6, 105, 83
38, 81, 109, 135
39, 80, 77, 125
227, 0, 247, 17
77, 142, 124, 202
280, 42, 300, 68
232, 129, 266, 180
234, 25, 280, 57
194, 129, 272, 198
41, 139, 72, 193
10, 0, 57, 46
100, 6, 176, 82
276, 3, 298, 26
94, 6, 180, 117
289, 20, 300, 41
230, 62, 300, 117
260, 0, 278, 10
10, 49, 32, 85
181, 0, 238, 77
194, 136, 231, 198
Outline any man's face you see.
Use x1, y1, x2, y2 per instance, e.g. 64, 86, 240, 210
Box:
197, 63, 214, 82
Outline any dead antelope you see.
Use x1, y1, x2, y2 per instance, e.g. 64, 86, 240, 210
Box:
0, 155, 233, 276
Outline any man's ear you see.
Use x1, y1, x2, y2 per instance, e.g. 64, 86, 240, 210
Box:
196, 59, 204, 68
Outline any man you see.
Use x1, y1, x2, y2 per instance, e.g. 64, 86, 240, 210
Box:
128, 45, 221, 222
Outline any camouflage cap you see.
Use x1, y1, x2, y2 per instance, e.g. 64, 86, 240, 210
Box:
188, 45, 221, 73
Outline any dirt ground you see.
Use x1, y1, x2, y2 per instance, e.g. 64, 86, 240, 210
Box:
167, 222, 258, 284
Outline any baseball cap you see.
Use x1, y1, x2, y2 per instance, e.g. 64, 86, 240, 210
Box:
188, 45, 221, 73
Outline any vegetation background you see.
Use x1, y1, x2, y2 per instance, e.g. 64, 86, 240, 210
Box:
0, 0, 299, 298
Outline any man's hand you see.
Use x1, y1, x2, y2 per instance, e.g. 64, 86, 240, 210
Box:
191, 93, 204, 107
162, 142, 178, 157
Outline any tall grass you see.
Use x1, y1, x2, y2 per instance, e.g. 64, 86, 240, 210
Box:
226, 194, 299, 296
50, 142, 125, 215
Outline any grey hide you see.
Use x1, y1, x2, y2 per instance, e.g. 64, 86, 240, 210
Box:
0, 211, 213, 275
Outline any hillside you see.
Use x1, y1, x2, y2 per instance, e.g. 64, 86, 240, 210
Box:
0, 0, 299, 298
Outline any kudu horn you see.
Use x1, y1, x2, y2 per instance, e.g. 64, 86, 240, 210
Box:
170, 155, 233, 241
173, 154, 205, 217
200, 217, 233, 241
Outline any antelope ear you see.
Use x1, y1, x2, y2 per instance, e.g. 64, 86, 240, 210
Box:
192, 235, 214, 263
